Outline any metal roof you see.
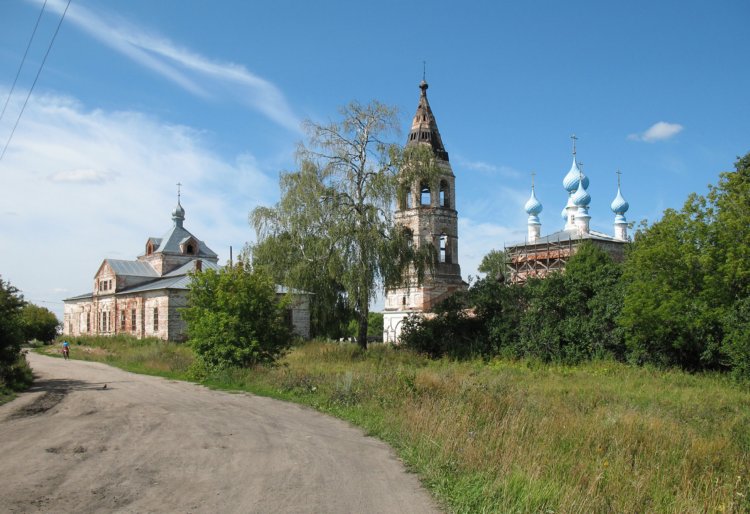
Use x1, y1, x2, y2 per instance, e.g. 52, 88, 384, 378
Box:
106, 259, 160, 277
506, 229, 624, 249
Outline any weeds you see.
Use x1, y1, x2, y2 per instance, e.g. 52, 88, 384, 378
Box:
40, 337, 750, 513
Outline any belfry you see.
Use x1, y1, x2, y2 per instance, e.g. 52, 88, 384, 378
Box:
383, 79, 467, 342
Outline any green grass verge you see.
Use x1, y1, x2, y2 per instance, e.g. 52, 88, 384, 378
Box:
39, 336, 750, 513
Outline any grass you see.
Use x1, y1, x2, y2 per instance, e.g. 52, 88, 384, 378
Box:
39, 336, 750, 513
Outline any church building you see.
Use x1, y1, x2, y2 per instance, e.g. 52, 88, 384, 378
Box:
383, 80, 468, 342
63, 195, 311, 341
505, 137, 631, 283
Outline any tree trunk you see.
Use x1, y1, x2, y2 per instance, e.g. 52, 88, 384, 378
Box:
357, 303, 369, 350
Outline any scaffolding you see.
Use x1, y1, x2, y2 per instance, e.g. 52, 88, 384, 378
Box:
505, 236, 577, 284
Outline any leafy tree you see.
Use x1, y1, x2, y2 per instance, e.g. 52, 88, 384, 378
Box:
182, 263, 292, 370
620, 199, 722, 369
519, 242, 625, 363
252, 101, 438, 349
21, 304, 59, 343
478, 249, 507, 282
252, 232, 354, 339
0, 277, 28, 389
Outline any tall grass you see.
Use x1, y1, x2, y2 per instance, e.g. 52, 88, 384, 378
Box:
43, 337, 750, 513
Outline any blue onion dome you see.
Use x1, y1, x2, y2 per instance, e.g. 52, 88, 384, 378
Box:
610, 186, 629, 215
572, 179, 591, 207
525, 188, 543, 216
563, 157, 589, 193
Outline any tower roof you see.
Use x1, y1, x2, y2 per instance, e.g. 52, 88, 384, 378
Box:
406, 80, 449, 162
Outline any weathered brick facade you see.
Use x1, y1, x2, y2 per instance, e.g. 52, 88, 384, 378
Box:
384, 81, 467, 342
64, 200, 311, 341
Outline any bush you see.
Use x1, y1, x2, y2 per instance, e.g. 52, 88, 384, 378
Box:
21, 304, 60, 343
182, 263, 292, 370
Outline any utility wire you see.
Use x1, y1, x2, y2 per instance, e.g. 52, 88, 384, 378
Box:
0, 0, 48, 123
0, 0, 72, 162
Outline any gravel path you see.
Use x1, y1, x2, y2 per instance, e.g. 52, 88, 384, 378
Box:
0, 353, 440, 513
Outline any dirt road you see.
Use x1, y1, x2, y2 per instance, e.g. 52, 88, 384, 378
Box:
0, 353, 440, 513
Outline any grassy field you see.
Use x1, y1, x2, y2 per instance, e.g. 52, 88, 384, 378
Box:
40, 337, 750, 513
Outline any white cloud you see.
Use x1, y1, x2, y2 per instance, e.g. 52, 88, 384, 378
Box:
454, 155, 522, 178
34, 0, 301, 132
458, 218, 523, 282
628, 121, 684, 142
50, 168, 116, 183
0, 91, 279, 320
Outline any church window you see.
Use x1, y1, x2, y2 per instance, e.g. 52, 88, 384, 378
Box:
402, 296, 406, 306
153, 307, 159, 332
186, 244, 194, 254
146, 242, 154, 255
120, 311, 126, 331
86, 312, 90, 332
439, 181, 450, 208
420, 182, 431, 206
131, 309, 137, 331
439, 234, 449, 263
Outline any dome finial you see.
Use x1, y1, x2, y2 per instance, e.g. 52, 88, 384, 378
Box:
571, 133, 578, 156
172, 182, 185, 227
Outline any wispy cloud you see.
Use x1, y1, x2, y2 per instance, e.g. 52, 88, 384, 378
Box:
0, 90, 279, 319
454, 155, 522, 178
34, 0, 301, 132
628, 121, 684, 142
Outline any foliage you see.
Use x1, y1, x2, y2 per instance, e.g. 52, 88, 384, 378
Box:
21, 304, 60, 343
347, 311, 384, 340
251, 100, 439, 349
182, 263, 292, 370
519, 242, 625, 363
0, 277, 27, 390
620, 152, 750, 373
403, 243, 625, 363
477, 249, 507, 282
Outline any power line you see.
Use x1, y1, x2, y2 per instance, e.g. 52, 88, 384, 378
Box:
0, 0, 48, 123
0, 0, 72, 162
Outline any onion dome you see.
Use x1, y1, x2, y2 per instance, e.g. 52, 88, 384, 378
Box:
610, 186, 629, 215
563, 157, 589, 193
560, 205, 568, 220
572, 178, 591, 207
525, 188, 543, 216
172, 200, 185, 228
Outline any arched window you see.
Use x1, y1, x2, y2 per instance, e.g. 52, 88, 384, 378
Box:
439, 180, 450, 208
420, 182, 431, 206
146, 242, 154, 255
439, 234, 448, 263
186, 244, 195, 254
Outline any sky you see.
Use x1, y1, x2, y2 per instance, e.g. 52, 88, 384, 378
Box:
1, 0, 748, 320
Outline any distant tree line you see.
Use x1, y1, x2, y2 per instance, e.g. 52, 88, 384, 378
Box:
0, 277, 59, 392
402, 152, 750, 380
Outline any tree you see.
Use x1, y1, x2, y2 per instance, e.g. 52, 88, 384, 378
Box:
519, 242, 625, 363
0, 277, 27, 388
182, 263, 292, 370
21, 304, 59, 343
252, 101, 438, 349
478, 249, 507, 282
619, 200, 722, 369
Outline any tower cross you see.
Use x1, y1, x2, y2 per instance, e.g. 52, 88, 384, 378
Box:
177, 182, 182, 202
422, 61, 426, 82
616, 169, 622, 188
571, 134, 578, 155
531, 171, 536, 190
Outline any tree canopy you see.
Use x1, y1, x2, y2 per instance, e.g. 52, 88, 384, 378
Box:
182, 263, 292, 370
21, 304, 59, 343
251, 100, 438, 349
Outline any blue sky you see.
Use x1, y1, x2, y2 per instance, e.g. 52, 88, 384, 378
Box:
1, 0, 748, 318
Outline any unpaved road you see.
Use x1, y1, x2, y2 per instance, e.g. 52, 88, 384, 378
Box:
0, 353, 440, 513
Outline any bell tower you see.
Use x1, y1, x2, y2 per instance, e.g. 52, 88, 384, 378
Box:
383, 79, 467, 342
